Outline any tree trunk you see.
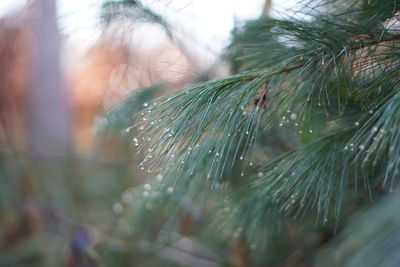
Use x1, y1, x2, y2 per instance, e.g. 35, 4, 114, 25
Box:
29, 0, 73, 157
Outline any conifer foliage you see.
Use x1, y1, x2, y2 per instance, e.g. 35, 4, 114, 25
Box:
108, 0, 400, 265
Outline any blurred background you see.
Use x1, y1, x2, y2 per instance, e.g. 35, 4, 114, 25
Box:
0, 0, 301, 266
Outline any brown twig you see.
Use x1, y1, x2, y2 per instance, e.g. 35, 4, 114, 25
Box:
348, 34, 400, 50
281, 62, 306, 73
254, 82, 269, 109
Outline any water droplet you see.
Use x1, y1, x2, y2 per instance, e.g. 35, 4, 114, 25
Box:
354, 121, 359, 126
143, 103, 148, 107
257, 172, 263, 177
241, 172, 244, 176
143, 191, 150, 197
112, 202, 124, 215
372, 127, 378, 132
144, 184, 151, 191
250, 244, 257, 250
122, 191, 134, 203
240, 156, 244, 160
309, 129, 313, 133
359, 145, 365, 150
290, 113, 297, 120
156, 174, 163, 181
167, 187, 174, 194
249, 162, 254, 166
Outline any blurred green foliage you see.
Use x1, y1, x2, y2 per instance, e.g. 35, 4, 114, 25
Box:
2, 0, 400, 266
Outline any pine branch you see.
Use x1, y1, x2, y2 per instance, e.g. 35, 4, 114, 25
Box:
321, 189, 400, 267
133, 70, 273, 180
122, 1, 400, 256
96, 85, 160, 136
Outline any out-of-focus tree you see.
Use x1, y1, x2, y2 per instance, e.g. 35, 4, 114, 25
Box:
29, 0, 73, 157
